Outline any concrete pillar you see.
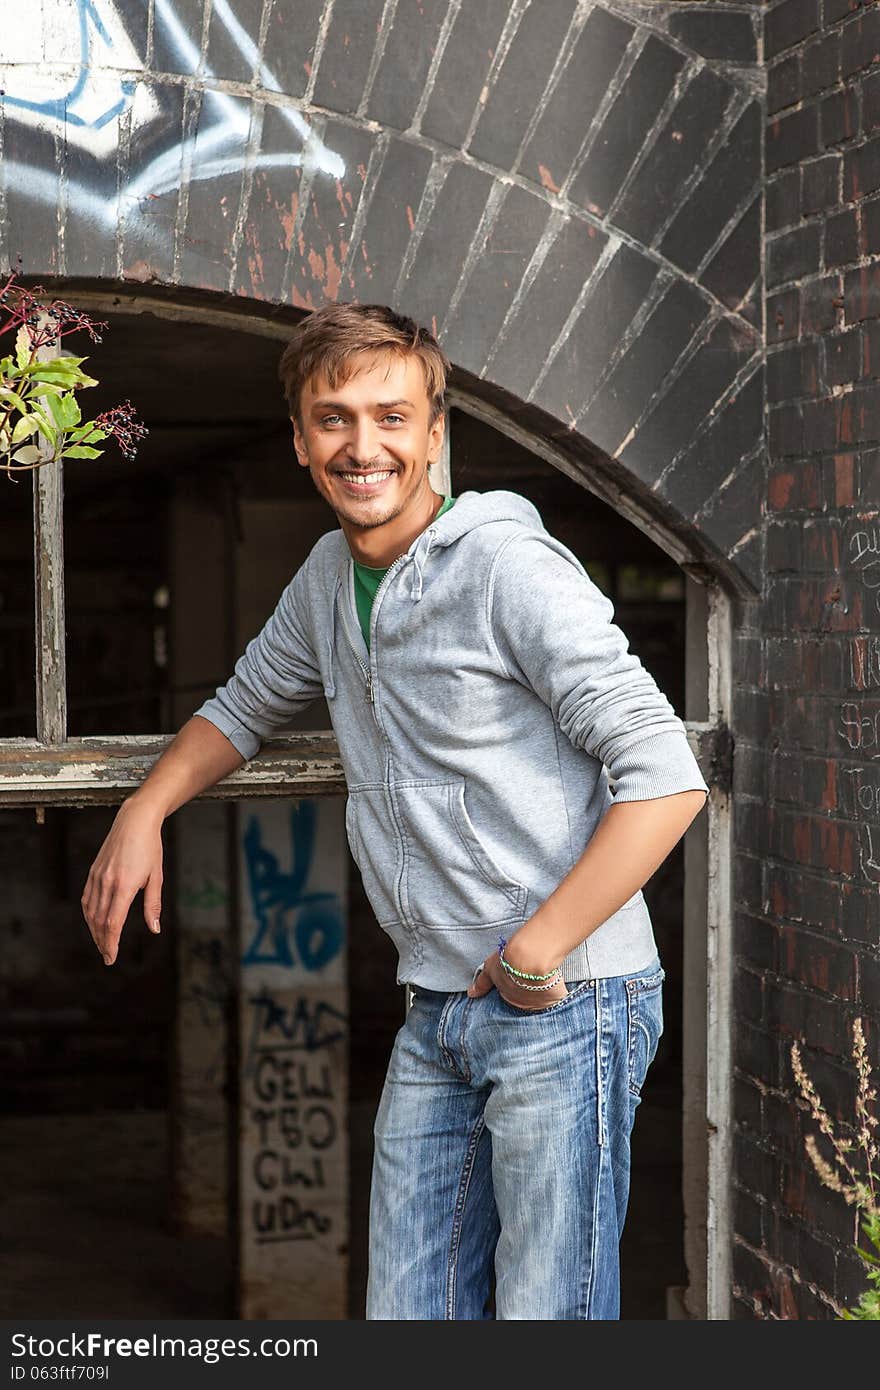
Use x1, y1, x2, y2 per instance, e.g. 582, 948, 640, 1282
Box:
170, 481, 233, 1239
234, 499, 349, 1319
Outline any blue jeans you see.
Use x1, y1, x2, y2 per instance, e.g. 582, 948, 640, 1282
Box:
365, 956, 664, 1320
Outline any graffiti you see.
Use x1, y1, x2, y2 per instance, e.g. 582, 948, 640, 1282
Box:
1, 0, 344, 245
838, 702, 880, 758
849, 636, 880, 692
243, 985, 344, 1245
241, 802, 343, 971
849, 525, 880, 617
1, 0, 142, 149
840, 767, 880, 884
243, 985, 347, 1074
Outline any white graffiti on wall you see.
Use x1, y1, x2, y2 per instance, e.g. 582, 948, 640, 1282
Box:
0, 0, 343, 243
0, 0, 155, 155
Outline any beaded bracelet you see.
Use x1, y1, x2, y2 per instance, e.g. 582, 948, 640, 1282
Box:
506, 970, 566, 992
497, 936, 564, 989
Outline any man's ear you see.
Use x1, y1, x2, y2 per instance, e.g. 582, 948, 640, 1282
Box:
428, 409, 445, 466
291, 416, 309, 469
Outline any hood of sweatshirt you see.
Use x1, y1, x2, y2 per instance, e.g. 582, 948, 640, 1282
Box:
339, 486, 544, 589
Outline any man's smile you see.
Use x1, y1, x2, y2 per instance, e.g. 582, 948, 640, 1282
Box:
333, 466, 400, 495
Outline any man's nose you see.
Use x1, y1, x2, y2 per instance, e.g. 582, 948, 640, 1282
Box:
344, 417, 381, 465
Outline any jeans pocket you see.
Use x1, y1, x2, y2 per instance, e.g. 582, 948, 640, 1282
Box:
495, 977, 594, 1019
626, 967, 664, 1097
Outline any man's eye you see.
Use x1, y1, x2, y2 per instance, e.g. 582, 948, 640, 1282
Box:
383, 414, 405, 424
321, 414, 344, 426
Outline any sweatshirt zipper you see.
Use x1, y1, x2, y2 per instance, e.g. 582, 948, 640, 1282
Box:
341, 552, 410, 707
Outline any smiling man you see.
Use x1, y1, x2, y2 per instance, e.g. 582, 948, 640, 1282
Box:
81, 302, 709, 1321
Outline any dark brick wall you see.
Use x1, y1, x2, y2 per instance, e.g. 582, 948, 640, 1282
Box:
733, 0, 880, 1320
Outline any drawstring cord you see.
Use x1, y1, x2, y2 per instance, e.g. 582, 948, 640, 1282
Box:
324, 575, 341, 699
410, 528, 436, 602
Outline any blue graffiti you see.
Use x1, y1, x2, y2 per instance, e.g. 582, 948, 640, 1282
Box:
4, 0, 133, 131
242, 803, 344, 972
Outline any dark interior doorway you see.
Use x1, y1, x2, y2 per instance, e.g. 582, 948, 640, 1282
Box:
1, 305, 690, 1320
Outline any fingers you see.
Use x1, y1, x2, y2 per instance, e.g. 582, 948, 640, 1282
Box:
81, 814, 164, 967
81, 866, 133, 965
143, 867, 163, 936
466, 960, 493, 998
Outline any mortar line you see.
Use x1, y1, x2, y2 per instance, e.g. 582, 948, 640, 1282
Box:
574, 270, 676, 424
482, 208, 566, 377
392, 155, 449, 301
604, 63, 697, 227
558, 28, 647, 201
654, 352, 764, 490
228, 99, 266, 292
411, 0, 462, 133
460, 0, 530, 155
440, 180, 507, 331
508, 0, 592, 177
357, 0, 400, 118
648, 89, 750, 250
340, 131, 389, 283
303, 0, 336, 107
528, 236, 621, 402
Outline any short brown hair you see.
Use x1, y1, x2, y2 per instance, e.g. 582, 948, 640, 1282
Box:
278, 302, 450, 426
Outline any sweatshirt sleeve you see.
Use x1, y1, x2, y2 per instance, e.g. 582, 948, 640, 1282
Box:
488, 533, 709, 803
191, 558, 324, 761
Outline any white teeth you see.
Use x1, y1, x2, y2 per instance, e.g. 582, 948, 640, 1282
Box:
339, 471, 394, 485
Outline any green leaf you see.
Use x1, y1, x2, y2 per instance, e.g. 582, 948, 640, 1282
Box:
23, 363, 79, 381
62, 445, 103, 459
26, 404, 57, 445
0, 355, 14, 377
0, 387, 28, 412
68, 424, 106, 444
12, 445, 42, 465
44, 391, 81, 430
11, 415, 40, 444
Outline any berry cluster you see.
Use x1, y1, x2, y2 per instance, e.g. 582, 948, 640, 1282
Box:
94, 402, 150, 461
0, 272, 108, 351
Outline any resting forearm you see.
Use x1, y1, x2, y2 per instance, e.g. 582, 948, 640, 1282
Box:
505, 790, 707, 974
126, 714, 246, 822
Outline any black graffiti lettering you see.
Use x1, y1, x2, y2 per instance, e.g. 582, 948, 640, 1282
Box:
252, 1152, 327, 1192
305, 1104, 336, 1151
252, 1052, 335, 1102
252, 1200, 276, 1235
280, 1106, 303, 1149
254, 1149, 279, 1191
280, 1196, 331, 1236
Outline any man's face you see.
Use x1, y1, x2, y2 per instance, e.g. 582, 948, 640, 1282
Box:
292, 350, 445, 532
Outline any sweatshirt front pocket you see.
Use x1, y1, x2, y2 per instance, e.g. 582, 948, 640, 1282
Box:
393, 780, 527, 929
345, 785, 403, 928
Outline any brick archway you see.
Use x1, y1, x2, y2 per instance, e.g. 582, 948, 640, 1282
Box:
3, 0, 762, 593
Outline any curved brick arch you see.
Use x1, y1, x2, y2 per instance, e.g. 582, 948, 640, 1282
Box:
1, 0, 763, 589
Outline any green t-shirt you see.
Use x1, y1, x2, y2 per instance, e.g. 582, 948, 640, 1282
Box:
353, 495, 455, 650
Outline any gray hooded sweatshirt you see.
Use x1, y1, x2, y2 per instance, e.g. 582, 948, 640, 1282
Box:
193, 489, 709, 990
